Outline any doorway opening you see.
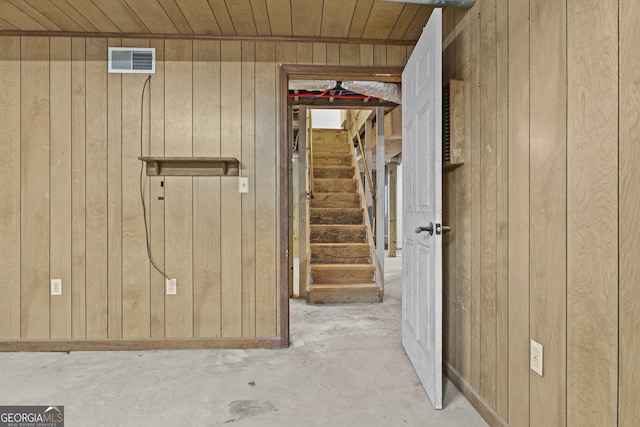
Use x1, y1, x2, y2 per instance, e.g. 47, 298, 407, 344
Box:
278, 65, 403, 319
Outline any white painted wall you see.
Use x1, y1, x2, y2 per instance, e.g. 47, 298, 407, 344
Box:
311, 109, 342, 129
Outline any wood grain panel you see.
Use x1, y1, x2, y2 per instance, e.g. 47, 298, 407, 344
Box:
266, 0, 292, 36
0, 16, 17, 30
122, 0, 178, 34
312, 42, 327, 65
275, 41, 294, 337
242, 41, 257, 336
0, 1, 46, 31
107, 39, 124, 338
65, 0, 120, 32
402, 6, 434, 40
20, 37, 49, 339
359, 44, 373, 66
321, 0, 356, 38
620, 0, 640, 423
164, 39, 193, 338
49, 37, 72, 339
255, 41, 277, 337
340, 44, 359, 66
479, 0, 497, 407
468, 1, 481, 392
25, 0, 85, 31
296, 43, 312, 64
121, 39, 151, 338
347, 0, 374, 38
208, 0, 236, 35
373, 44, 386, 66
277, 41, 297, 64
174, 0, 220, 35
566, 0, 618, 425
249, 0, 271, 36
148, 39, 165, 338
361, 1, 404, 39
156, 0, 193, 34
0, 37, 21, 340
326, 43, 340, 65
119, 0, 178, 34
507, 1, 530, 425
226, 0, 258, 36
529, 0, 567, 425
71, 37, 86, 338
389, 4, 420, 40
453, 7, 472, 384
91, 0, 149, 33
495, 0, 509, 419
85, 38, 109, 338
192, 40, 221, 338
291, 0, 323, 37
7, 0, 62, 31
50, 0, 99, 31
386, 45, 406, 66
221, 41, 243, 337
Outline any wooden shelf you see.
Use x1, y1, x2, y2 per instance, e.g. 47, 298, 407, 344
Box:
139, 157, 239, 176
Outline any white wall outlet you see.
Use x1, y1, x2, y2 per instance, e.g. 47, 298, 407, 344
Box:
239, 177, 249, 194
166, 278, 177, 295
51, 279, 62, 296
530, 339, 544, 377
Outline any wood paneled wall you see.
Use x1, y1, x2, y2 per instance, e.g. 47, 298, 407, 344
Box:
443, 1, 637, 426
0, 35, 411, 345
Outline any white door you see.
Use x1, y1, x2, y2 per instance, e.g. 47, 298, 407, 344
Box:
401, 8, 443, 410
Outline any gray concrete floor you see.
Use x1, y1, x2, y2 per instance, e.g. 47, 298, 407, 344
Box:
0, 252, 486, 426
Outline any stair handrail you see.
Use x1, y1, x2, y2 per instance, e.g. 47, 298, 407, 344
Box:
346, 126, 384, 298
305, 110, 313, 295
308, 111, 314, 198
349, 126, 376, 200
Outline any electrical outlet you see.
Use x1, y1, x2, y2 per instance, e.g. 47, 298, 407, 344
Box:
239, 177, 249, 194
530, 339, 544, 376
166, 278, 177, 295
51, 279, 62, 296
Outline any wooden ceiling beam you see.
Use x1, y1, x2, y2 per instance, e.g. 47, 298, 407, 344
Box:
0, 31, 417, 47
283, 64, 404, 83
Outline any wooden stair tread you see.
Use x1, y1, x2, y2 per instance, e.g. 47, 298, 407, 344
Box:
307, 283, 380, 304
310, 224, 366, 228
310, 244, 370, 263
310, 243, 369, 247
313, 178, 357, 193
309, 208, 363, 225
313, 167, 354, 178
309, 283, 379, 290
311, 263, 374, 270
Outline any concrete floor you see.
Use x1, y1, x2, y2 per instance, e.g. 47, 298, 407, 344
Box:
0, 253, 486, 426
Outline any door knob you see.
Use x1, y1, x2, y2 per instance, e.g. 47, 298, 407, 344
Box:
415, 222, 434, 236
436, 224, 451, 236
435, 224, 452, 235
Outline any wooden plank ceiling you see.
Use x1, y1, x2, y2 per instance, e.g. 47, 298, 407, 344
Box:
0, 0, 434, 42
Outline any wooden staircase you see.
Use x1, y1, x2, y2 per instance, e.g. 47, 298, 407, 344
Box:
306, 129, 382, 304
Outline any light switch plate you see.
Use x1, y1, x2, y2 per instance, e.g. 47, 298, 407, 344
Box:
166, 278, 177, 295
51, 279, 62, 296
239, 177, 249, 193
530, 339, 544, 376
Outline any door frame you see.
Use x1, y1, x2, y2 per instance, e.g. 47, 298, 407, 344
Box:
278, 65, 403, 346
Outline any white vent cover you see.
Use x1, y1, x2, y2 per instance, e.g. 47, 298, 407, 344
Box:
108, 47, 155, 74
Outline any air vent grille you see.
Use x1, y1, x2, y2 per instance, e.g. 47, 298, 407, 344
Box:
443, 85, 451, 164
442, 79, 465, 168
108, 47, 155, 74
